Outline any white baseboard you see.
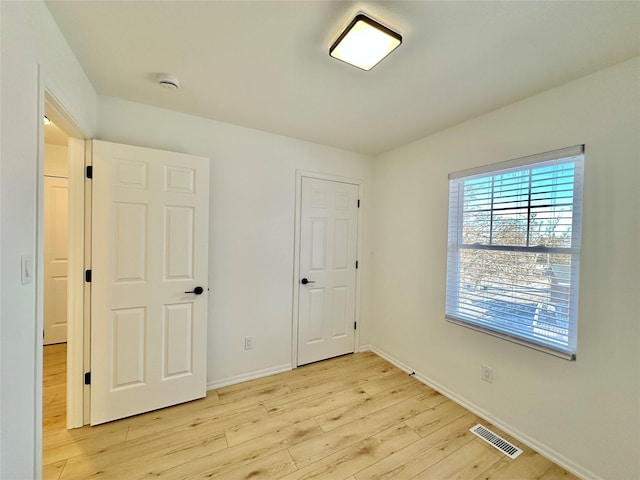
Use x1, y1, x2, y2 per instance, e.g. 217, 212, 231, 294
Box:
361, 344, 600, 480
207, 363, 292, 391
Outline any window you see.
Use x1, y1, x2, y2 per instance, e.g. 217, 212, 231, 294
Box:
445, 146, 584, 359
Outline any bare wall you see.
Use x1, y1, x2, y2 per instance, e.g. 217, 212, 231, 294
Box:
3, 1, 637, 478
369, 57, 640, 480
96, 96, 375, 387
0, 1, 97, 477
44, 144, 69, 177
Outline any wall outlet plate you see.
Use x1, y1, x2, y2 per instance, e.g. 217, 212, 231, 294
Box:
244, 336, 254, 350
481, 364, 493, 383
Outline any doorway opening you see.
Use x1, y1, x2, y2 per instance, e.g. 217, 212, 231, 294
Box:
39, 88, 89, 463
42, 107, 71, 432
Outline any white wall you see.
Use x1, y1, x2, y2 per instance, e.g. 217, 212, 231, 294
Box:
2, 2, 637, 478
369, 57, 640, 480
97, 96, 374, 387
44, 144, 69, 177
0, 1, 96, 477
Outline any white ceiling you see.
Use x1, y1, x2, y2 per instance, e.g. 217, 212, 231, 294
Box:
46, 1, 640, 155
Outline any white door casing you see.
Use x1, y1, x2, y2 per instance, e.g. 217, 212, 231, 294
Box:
297, 177, 359, 366
90, 140, 209, 425
44, 176, 69, 345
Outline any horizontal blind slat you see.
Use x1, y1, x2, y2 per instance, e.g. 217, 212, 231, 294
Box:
446, 147, 583, 358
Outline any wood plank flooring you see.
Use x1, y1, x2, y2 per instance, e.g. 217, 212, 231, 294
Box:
43, 344, 577, 479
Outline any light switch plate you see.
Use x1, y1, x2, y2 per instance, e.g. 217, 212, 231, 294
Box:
21, 255, 34, 284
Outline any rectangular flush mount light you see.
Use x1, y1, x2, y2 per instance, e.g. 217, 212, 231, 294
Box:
330, 14, 402, 71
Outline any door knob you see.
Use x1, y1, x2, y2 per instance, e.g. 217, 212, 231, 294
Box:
301, 278, 315, 285
185, 286, 205, 295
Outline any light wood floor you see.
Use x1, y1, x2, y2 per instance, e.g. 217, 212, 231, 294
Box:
43, 344, 577, 479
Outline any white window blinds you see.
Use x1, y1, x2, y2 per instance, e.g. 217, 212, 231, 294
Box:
445, 146, 584, 359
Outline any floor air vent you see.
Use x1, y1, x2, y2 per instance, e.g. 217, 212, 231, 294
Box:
470, 424, 523, 459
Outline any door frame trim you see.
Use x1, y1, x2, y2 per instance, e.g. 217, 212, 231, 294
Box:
40, 85, 90, 435
291, 170, 364, 368
66, 136, 89, 429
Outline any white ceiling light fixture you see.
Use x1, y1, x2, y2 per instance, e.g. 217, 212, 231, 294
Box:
329, 13, 402, 71
157, 73, 180, 90
43, 116, 52, 125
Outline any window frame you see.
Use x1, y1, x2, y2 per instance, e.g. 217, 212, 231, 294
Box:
445, 145, 584, 360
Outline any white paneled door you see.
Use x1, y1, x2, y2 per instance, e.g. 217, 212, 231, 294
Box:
44, 176, 69, 345
298, 177, 359, 366
90, 140, 209, 425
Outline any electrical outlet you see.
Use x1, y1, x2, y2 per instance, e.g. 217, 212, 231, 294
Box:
481, 364, 493, 383
244, 336, 254, 350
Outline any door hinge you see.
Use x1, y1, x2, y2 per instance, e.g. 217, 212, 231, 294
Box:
85, 269, 92, 282
355, 260, 359, 269
86, 165, 93, 179
357, 199, 360, 208
354, 321, 357, 330
84, 372, 91, 385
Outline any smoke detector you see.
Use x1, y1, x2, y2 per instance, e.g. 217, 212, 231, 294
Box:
157, 74, 180, 90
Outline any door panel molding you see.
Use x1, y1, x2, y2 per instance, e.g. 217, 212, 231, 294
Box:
292, 171, 364, 367
44, 175, 69, 345
90, 140, 209, 425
